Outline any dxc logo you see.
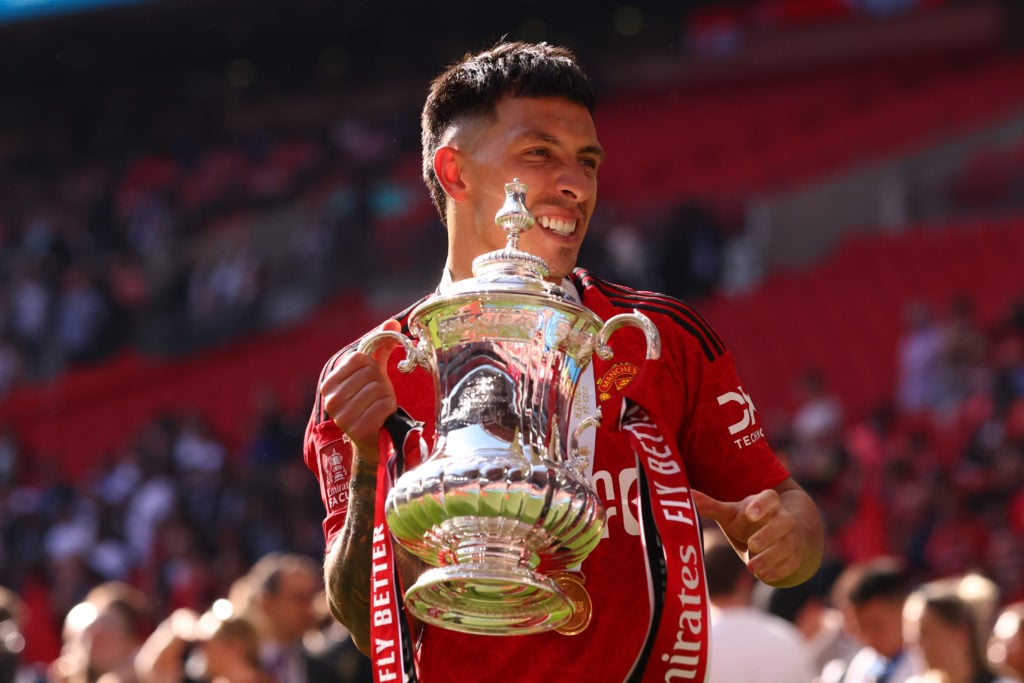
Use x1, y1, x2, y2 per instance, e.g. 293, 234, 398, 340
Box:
716, 386, 757, 435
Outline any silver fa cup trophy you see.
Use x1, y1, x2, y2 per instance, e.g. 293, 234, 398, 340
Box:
359, 179, 660, 636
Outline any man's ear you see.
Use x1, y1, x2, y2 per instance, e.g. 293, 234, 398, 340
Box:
433, 145, 468, 202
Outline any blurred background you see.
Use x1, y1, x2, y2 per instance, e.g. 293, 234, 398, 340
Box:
1, 0, 1023, 679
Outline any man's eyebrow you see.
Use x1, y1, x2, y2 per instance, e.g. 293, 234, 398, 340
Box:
521, 131, 605, 161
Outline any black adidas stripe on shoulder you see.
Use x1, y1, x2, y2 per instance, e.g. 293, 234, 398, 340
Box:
579, 272, 726, 363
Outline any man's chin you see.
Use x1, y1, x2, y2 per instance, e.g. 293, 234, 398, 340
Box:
542, 262, 575, 283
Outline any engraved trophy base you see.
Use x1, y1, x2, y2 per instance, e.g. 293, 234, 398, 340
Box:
403, 533, 574, 636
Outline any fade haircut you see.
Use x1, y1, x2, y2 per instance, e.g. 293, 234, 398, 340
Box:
420, 40, 596, 225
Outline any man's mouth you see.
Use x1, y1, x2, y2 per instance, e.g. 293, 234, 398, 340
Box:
536, 215, 577, 236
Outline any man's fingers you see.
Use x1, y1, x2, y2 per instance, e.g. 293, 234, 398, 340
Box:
744, 489, 781, 524
691, 489, 733, 521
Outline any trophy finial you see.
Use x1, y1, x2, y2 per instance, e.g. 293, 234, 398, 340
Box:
495, 178, 535, 250
472, 177, 548, 279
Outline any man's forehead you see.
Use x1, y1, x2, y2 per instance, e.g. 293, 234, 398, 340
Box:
443, 96, 599, 150
498, 98, 599, 141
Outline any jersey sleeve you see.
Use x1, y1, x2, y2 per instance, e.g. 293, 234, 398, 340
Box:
302, 335, 437, 553
678, 344, 789, 503
303, 348, 356, 552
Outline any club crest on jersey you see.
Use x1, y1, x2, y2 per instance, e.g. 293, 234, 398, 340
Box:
597, 362, 639, 401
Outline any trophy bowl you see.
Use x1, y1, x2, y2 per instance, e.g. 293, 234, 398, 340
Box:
360, 179, 660, 635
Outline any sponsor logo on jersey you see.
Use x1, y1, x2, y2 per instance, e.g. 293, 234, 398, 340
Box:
716, 385, 766, 449
597, 362, 639, 401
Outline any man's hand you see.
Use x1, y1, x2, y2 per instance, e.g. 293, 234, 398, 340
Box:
692, 478, 822, 587
320, 319, 402, 460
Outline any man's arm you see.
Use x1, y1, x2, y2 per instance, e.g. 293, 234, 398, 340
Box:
692, 476, 824, 588
325, 444, 424, 656
319, 320, 426, 655
324, 448, 379, 655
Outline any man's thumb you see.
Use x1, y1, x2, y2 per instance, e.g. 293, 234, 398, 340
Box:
367, 318, 404, 365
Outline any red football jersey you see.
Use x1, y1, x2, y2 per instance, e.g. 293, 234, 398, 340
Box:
303, 269, 789, 681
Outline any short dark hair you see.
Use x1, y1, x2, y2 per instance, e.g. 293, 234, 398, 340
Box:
846, 559, 911, 607
248, 552, 320, 597
704, 537, 750, 598
420, 41, 596, 225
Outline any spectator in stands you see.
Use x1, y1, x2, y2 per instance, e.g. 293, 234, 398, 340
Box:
194, 610, 269, 683
8, 263, 50, 377
705, 527, 817, 682
988, 602, 1024, 681
135, 603, 270, 683
789, 368, 848, 499
834, 557, 922, 683
301, 591, 372, 683
123, 434, 177, 571
896, 301, 946, 414
937, 294, 988, 413
757, 564, 860, 676
246, 552, 338, 683
53, 265, 111, 367
902, 577, 1013, 683
49, 581, 149, 683
186, 234, 263, 341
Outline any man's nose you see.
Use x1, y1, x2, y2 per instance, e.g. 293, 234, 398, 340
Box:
557, 165, 594, 203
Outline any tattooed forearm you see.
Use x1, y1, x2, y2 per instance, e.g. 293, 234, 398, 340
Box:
325, 455, 379, 655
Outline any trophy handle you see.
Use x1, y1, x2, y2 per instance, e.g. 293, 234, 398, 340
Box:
357, 330, 427, 374
596, 310, 661, 361
568, 415, 601, 474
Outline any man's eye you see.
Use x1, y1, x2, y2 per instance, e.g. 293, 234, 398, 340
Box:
528, 148, 551, 157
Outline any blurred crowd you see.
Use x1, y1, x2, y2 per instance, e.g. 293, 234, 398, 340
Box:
0, 85, 736, 404
0, 388, 367, 677
0, 551, 373, 682
708, 532, 1024, 682
0, 81, 420, 396
780, 290, 1024, 602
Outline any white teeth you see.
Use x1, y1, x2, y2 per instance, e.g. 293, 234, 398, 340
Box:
537, 215, 576, 235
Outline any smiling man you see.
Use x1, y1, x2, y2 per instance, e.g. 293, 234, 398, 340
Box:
304, 41, 823, 682
434, 94, 603, 282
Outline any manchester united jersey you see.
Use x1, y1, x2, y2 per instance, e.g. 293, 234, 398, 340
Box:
303, 268, 789, 681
